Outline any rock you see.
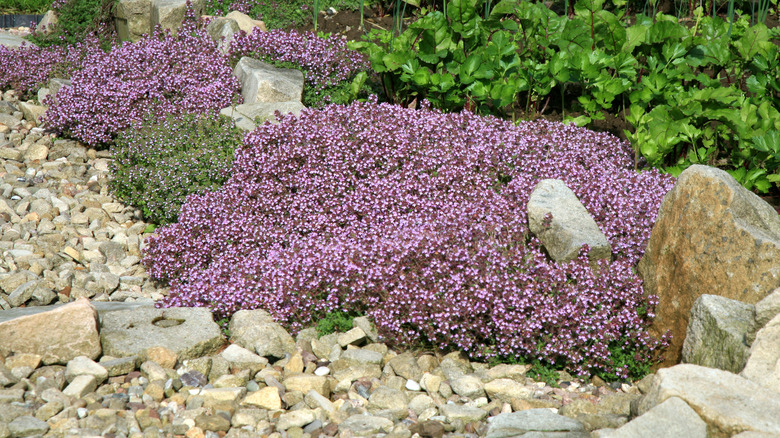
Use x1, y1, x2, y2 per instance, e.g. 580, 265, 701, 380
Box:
206, 16, 240, 52
339, 414, 394, 436
594, 397, 706, 438
450, 374, 486, 399
367, 386, 408, 419
242, 386, 282, 410
486, 409, 587, 438
638, 364, 780, 437
16, 102, 47, 126
747, 288, 780, 344
151, 0, 205, 34
220, 101, 305, 131
225, 11, 266, 33
233, 57, 304, 104
352, 316, 380, 343
639, 165, 780, 367
229, 308, 296, 359
741, 312, 780, 390
681, 294, 754, 373
388, 352, 423, 382
65, 355, 108, 385
62, 374, 97, 398
8, 415, 49, 437
527, 178, 612, 262
23, 143, 48, 162
484, 378, 533, 403
220, 344, 268, 375
283, 374, 330, 397
100, 306, 224, 360
338, 326, 367, 347
37, 10, 58, 34
114, 0, 151, 41
276, 409, 316, 430
0, 297, 100, 364
0, 34, 35, 49
440, 404, 488, 423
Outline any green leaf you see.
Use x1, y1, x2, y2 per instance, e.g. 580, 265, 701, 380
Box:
623, 23, 648, 52
488, 0, 517, 19
734, 24, 769, 61
648, 20, 688, 44
556, 18, 593, 52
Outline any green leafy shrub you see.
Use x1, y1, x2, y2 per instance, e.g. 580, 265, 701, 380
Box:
27, 0, 118, 49
110, 112, 244, 225
315, 311, 360, 337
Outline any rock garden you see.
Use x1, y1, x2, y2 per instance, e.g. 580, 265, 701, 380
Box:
0, 0, 779, 437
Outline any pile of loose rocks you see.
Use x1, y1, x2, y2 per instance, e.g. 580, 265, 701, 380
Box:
0, 88, 166, 310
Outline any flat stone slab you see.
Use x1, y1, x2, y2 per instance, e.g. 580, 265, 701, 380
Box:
639, 364, 780, 437
486, 408, 588, 438
220, 101, 304, 131
0, 300, 154, 324
100, 306, 224, 361
0, 34, 36, 49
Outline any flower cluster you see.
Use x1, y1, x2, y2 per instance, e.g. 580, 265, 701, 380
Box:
228, 29, 369, 100
144, 100, 676, 378
0, 36, 97, 98
44, 26, 241, 146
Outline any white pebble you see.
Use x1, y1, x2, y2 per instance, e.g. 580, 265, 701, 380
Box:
405, 379, 421, 391
314, 366, 330, 376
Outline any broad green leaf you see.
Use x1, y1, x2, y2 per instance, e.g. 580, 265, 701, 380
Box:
734, 24, 770, 61
382, 51, 411, 71
488, 0, 518, 19
623, 24, 648, 52
648, 20, 688, 44
556, 18, 593, 52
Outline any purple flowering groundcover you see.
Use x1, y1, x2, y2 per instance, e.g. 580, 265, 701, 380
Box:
145, 99, 674, 378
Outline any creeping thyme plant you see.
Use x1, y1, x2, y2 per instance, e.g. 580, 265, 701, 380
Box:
145, 100, 675, 379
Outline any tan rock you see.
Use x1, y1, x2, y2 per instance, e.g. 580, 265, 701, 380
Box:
639, 364, 780, 437
638, 165, 780, 367
741, 312, 780, 390
225, 10, 267, 33
242, 386, 282, 410
0, 297, 100, 364
283, 374, 330, 398
284, 352, 304, 375
144, 346, 178, 369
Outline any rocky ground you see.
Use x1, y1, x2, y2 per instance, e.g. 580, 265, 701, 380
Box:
0, 80, 654, 438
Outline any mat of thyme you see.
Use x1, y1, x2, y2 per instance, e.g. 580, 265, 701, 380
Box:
0, 9, 679, 382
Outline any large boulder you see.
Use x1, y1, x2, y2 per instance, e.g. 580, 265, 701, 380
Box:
0, 297, 100, 364
638, 165, 780, 367
115, 0, 151, 42
527, 178, 611, 263
229, 309, 296, 360
681, 294, 754, 373
593, 397, 707, 438
741, 312, 780, 390
638, 364, 780, 437
151, 0, 205, 35
233, 57, 304, 105
100, 306, 224, 360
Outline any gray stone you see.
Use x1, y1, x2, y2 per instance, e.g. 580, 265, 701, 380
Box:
206, 16, 240, 52
220, 101, 305, 131
150, 0, 205, 34
440, 404, 488, 423
100, 306, 224, 361
62, 374, 97, 398
439, 353, 472, 381
352, 316, 380, 343
0, 35, 36, 49
276, 409, 316, 430
484, 378, 533, 403
639, 364, 780, 437
17, 102, 46, 126
115, 0, 152, 42
220, 344, 268, 375
368, 386, 408, 419
450, 374, 486, 399
229, 308, 296, 359
639, 165, 780, 367
681, 294, 754, 373
339, 414, 394, 436
99, 356, 139, 377
7, 415, 49, 437
748, 288, 780, 344
233, 57, 304, 104
527, 178, 611, 262
65, 356, 108, 384
7, 281, 37, 307
594, 397, 706, 438
388, 352, 423, 382
486, 409, 587, 438
742, 312, 780, 390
